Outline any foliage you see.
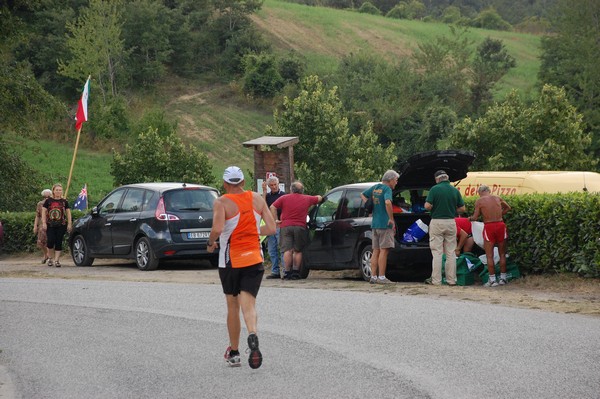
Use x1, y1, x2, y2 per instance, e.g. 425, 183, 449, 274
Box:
58, 0, 128, 101
470, 37, 516, 114
385, 3, 409, 19
87, 96, 130, 140
500, 193, 600, 277
444, 85, 597, 171
0, 59, 66, 133
111, 128, 215, 187
267, 75, 396, 194
470, 8, 512, 31
278, 51, 306, 84
121, 0, 173, 86
539, 0, 600, 162
0, 139, 46, 212
413, 26, 474, 115
357, 2, 381, 15
242, 52, 284, 98
132, 109, 178, 139
0, 210, 85, 254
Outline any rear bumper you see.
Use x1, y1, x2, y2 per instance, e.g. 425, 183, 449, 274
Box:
151, 239, 217, 259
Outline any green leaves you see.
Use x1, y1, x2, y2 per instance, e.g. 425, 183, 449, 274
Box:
447, 85, 596, 171
111, 128, 215, 187
268, 75, 395, 194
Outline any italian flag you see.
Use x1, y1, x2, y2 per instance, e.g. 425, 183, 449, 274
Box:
75, 77, 90, 131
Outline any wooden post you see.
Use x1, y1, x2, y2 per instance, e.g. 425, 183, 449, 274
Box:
65, 127, 82, 198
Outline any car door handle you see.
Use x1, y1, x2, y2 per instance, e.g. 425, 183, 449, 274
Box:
105, 223, 111, 226
129, 218, 137, 222
350, 222, 359, 227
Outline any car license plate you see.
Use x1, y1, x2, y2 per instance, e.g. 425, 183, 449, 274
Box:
187, 232, 210, 239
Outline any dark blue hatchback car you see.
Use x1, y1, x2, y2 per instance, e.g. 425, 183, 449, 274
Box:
302, 150, 476, 281
69, 182, 219, 270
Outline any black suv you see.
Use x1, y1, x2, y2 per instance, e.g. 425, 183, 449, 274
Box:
69, 182, 219, 270
302, 150, 475, 281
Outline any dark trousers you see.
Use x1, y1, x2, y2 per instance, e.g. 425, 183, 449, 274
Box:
46, 225, 67, 251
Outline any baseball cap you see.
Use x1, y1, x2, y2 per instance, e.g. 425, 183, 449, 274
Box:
434, 170, 448, 178
223, 166, 244, 184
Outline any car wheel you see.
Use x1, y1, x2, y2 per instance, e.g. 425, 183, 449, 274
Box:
71, 235, 95, 266
135, 237, 159, 271
359, 244, 373, 281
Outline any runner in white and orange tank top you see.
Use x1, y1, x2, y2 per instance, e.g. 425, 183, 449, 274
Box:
206, 166, 276, 369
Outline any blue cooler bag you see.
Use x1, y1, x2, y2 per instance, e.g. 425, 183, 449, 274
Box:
402, 219, 429, 243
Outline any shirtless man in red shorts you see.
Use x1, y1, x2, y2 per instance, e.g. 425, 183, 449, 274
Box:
470, 185, 511, 287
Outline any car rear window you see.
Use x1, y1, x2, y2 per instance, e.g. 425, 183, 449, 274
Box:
164, 189, 217, 212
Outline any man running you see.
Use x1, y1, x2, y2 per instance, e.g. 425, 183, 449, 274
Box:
207, 166, 276, 368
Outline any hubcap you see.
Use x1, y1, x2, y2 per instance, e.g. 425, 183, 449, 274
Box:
73, 238, 84, 264
137, 240, 149, 268
361, 249, 372, 279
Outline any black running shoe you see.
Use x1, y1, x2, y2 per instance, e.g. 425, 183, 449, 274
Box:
247, 333, 262, 369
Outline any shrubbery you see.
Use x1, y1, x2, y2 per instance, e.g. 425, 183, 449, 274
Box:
2, 194, 599, 277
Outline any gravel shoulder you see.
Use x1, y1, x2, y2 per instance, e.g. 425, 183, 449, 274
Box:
1, 254, 599, 317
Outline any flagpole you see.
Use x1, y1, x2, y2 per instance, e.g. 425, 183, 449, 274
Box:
65, 126, 82, 199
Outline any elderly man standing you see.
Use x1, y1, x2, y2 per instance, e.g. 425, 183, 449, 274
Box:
424, 170, 465, 286
360, 169, 399, 284
262, 176, 286, 279
270, 181, 322, 280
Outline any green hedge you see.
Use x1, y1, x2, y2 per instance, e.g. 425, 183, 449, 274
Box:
0, 210, 85, 254
2, 195, 599, 277
464, 193, 600, 277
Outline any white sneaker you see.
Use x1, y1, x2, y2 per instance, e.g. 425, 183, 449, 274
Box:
484, 280, 499, 287
498, 278, 507, 285
369, 277, 377, 284
377, 277, 394, 284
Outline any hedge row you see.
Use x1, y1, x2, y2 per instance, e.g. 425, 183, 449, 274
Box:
0, 210, 85, 254
463, 193, 600, 277
1, 194, 599, 277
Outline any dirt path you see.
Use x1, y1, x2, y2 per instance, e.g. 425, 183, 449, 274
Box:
1, 255, 599, 317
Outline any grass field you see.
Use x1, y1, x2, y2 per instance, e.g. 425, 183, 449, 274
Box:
7, 134, 114, 205
254, 0, 541, 97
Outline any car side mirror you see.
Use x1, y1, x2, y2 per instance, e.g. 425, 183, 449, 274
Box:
91, 206, 99, 217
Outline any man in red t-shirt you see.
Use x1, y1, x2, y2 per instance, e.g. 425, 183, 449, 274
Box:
271, 181, 322, 280
455, 217, 474, 256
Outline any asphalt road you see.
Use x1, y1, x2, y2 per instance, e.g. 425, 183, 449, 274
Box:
1, 278, 599, 399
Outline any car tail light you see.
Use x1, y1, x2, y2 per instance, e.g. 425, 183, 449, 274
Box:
163, 250, 176, 256
155, 197, 180, 221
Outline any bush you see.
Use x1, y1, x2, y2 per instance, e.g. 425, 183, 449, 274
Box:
0, 210, 84, 254
464, 193, 600, 277
242, 52, 285, 98
358, 2, 381, 15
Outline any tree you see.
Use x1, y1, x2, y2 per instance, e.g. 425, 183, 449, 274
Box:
443, 85, 596, 171
111, 128, 214, 186
471, 8, 512, 31
470, 37, 516, 114
121, 0, 173, 86
539, 0, 600, 162
58, 0, 128, 102
266, 75, 396, 194
242, 52, 284, 98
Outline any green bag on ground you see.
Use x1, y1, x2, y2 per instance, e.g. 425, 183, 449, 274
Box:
441, 253, 482, 286
479, 259, 521, 284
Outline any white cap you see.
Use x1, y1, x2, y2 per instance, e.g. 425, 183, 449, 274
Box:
223, 166, 244, 184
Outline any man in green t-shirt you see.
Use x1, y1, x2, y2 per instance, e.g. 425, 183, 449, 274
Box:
425, 170, 465, 285
361, 170, 399, 284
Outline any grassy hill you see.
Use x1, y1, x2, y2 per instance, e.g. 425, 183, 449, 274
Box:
12, 0, 542, 204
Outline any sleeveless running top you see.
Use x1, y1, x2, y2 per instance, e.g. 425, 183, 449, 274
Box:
219, 191, 263, 268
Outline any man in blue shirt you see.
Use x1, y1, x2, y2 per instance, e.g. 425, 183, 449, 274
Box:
262, 176, 286, 279
361, 170, 399, 284
425, 170, 465, 285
